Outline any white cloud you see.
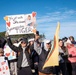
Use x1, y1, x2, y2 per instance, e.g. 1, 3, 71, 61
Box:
64, 10, 76, 14
37, 21, 76, 40
37, 10, 76, 24
36, 9, 76, 40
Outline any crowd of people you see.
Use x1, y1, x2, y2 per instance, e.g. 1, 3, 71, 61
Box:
0, 31, 76, 75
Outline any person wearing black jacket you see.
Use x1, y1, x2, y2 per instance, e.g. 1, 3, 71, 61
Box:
28, 38, 39, 75
5, 35, 33, 75
34, 33, 53, 75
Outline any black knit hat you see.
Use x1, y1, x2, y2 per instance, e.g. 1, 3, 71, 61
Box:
21, 38, 28, 44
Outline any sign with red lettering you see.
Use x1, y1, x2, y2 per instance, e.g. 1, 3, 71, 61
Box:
0, 57, 10, 75
4, 12, 37, 35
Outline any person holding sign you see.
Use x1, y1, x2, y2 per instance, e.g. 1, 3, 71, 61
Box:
5, 32, 33, 75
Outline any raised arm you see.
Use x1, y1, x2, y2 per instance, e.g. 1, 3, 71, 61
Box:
34, 31, 42, 55
5, 32, 19, 52
34, 41, 42, 55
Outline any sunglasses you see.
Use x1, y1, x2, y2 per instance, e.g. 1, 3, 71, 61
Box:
46, 43, 51, 44
21, 42, 26, 44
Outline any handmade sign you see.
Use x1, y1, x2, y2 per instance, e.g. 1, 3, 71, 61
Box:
4, 12, 36, 35
4, 44, 16, 60
0, 57, 10, 75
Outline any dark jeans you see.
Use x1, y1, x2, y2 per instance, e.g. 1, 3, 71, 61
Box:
67, 62, 72, 75
71, 63, 76, 75
55, 63, 67, 75
18, 66, 33, 75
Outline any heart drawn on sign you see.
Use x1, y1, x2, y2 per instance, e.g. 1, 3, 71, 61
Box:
6, 22, 11, 27
5, 53, 10, 57
32, 12, 36, 17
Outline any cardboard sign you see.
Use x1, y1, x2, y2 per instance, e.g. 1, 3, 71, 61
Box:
0, 57, 10, 75
4, 12, 36, 35
4, 44, 16, 60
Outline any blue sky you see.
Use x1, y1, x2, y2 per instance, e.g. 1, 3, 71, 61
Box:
0, 0, 76, 40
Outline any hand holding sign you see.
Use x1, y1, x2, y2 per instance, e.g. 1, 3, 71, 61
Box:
4, 16, 8, 21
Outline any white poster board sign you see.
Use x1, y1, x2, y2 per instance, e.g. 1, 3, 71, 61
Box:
0, 57, 10, 75
4, 12, 36, 35
4, 44, 16, 60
